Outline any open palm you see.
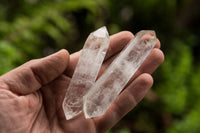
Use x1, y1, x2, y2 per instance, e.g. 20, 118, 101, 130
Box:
0, 31, 164, 133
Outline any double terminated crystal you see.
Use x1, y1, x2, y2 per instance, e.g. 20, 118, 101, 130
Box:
62, 26, 157, 120
83, 30, 157, 118
62, 27, 110, 120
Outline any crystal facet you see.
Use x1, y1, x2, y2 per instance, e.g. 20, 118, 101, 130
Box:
83, 30, 157, 118
62, 26, 110, 120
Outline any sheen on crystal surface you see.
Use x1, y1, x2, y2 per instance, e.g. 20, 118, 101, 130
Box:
83, 30, 157, 119
62, 26, 110, 120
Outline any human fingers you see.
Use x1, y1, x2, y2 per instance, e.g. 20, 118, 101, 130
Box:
155, 38, 160, 48
126, 48, 164, 85
99, 46, 164, 80
94, 73, 153, 132
100, 36, 160, 76
0, 49, 69, 95
65, 31, 134, 77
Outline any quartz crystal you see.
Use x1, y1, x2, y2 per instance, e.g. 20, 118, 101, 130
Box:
83, 30, 157, 118
62, 26, 110, 120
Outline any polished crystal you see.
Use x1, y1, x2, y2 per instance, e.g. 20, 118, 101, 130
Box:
62, 26, 110, 120
83, 30, 157, 118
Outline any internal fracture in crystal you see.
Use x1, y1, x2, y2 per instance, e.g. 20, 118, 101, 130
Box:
83, 30, 157, 118
62, 26, 110, 120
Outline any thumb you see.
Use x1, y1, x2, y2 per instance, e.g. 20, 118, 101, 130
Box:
0, 49, 69, 95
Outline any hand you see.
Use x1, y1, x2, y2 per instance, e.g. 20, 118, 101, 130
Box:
0, 31, 164, 133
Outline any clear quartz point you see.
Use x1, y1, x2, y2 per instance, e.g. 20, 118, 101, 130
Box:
83, 30, 157, 118
62, 26, 110, 120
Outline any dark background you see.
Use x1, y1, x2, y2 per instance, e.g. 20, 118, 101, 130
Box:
0, 0, 200, 132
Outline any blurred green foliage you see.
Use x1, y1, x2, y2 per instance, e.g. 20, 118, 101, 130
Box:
0, 0, 200, 132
